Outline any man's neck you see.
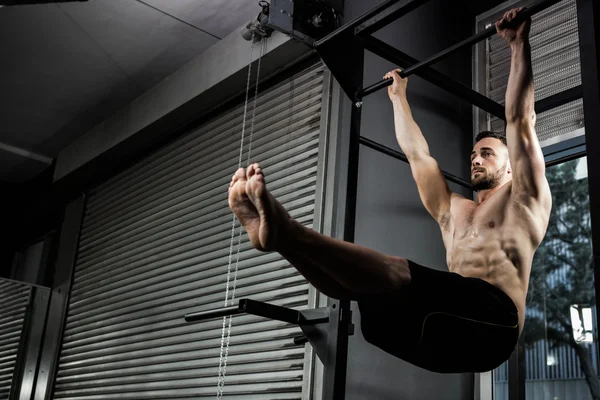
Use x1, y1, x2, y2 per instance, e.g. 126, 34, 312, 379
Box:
476, 181, 509, 203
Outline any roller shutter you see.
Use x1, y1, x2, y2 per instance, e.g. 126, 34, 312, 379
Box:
0, 279, 32, 399
484, 0, 584, 145
53, 63, 326, 399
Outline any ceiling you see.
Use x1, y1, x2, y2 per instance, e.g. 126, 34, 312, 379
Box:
0, 0, 261, 183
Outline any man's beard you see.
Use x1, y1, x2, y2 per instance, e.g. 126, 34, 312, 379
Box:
472, 167, 506, 191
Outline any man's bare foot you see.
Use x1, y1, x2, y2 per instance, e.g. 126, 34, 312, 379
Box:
228, 163, 292, 252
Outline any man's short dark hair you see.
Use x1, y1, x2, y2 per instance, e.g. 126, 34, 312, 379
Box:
475, 130, 507, 146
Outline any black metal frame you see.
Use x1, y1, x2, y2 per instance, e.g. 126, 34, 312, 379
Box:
315, 0, 574, 106
313, 0, 599, 399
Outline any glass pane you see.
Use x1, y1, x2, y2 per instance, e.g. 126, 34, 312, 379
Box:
523, 156, 597, 399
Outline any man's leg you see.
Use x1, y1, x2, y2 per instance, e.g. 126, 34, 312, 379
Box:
279, 225, 411, 294
281, 251, 361, 300
229, 164, 411, 296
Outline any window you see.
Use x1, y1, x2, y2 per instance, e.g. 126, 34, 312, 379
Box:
474, 0, 584, 147
523, 157, 597, 399
493, 157, 597, 399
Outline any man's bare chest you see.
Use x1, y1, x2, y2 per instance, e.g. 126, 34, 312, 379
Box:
451, 193, 512, 241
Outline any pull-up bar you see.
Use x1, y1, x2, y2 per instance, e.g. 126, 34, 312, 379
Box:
356, 0, 563, 100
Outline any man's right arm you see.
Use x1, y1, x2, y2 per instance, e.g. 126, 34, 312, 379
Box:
386, 70, 454, 226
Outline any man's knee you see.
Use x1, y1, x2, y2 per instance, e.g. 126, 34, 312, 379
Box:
386, 256, 411, 288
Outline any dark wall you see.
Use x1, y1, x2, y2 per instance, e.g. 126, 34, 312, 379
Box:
0, 182, 19, 277
0, 166, 59, 283
341, 0, 505, 399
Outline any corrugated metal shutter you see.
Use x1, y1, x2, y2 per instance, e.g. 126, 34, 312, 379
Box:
53, 62, 325, 399
485, 0, 584, 145
0, 278, 32, 399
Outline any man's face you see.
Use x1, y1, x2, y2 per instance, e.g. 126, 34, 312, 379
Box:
470, 137, 511, 191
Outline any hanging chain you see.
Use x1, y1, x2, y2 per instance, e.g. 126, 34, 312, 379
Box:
216, 33, 266, 400
245, 38, 266, 165
285, 71, 295, 162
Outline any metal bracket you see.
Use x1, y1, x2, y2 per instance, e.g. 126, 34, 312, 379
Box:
267, 0, 295, 36
265, 0, 317, 46
184, 298, 354, 365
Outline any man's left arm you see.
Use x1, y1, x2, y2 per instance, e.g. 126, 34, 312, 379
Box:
499, 9, 550, 203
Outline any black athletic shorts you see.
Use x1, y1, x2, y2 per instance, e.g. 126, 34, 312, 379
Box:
357, 260, 519, 373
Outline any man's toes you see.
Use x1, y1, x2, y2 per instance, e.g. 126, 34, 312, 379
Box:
250, 163, 263, 178
235, 168, 246, 181
248, 163, 262, 178
251, 164, 264, 183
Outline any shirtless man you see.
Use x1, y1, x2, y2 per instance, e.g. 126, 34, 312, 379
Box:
228, 7, 552, 373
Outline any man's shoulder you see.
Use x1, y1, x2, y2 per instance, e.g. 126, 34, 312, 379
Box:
506, 182, 552, 245
508, 177, 552, 215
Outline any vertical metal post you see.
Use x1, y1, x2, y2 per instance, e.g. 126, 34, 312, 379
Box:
303, 66, 335, 400
321, 298, 351, 400
16, 286, 51, 400
9, 286, 33, 399
343, 107, 361, 245
508, 336, 526, 400
576, 0, 600, 370
326, 48, 363, 400
319, 96, 357, 400
33, 195, 85, 400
